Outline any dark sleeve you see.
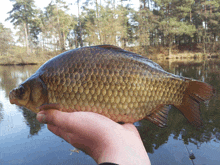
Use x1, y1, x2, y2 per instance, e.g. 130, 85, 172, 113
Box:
99, 163, 119, 165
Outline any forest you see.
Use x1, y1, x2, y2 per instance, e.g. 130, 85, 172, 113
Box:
0, 0, 220, 59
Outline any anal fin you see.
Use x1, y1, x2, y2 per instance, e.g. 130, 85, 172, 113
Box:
144, 105, 170, 128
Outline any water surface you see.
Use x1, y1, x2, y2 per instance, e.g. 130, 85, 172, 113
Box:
0, 59, 219, 165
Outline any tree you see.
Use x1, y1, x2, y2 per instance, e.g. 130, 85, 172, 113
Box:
77, 0, 83, 47
83, 1, 130, 46
117, 3, 134, 48
6, 0, 37, 55
42, 0, 74, 50
0, 23, 14, 55
3, 0, 220, 56
81, 7, 98, 45
192, 0, 220, 53
154, 0, 196, 55
134, 1, 151, 50
29, 9, 42, 47
66, 15, 78, 49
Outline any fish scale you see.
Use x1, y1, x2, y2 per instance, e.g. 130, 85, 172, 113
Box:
9, 45, 215, 127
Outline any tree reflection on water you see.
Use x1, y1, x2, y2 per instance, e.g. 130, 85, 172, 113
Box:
20, 107, 45, 136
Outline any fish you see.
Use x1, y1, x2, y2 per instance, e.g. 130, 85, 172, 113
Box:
9, 45, 215, 127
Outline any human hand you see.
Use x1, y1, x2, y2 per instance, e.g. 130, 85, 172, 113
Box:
36, 109, 151, 165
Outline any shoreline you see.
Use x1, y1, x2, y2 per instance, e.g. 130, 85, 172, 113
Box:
148, 52, 219, 60
0, 52, 219, 66
0, 63, 38, 66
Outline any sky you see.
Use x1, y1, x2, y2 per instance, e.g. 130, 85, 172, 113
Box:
0, 0, 139, 34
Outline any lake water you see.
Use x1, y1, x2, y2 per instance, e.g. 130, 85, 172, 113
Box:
0, 59, 219, 165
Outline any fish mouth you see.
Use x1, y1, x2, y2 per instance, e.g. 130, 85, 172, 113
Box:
9, 90, 18, 105
9, 98, 17, 105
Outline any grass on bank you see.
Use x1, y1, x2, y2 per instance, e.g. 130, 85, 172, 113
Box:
0, 46, 62, 65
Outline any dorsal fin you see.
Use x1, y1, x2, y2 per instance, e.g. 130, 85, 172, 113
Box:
96, 45, 127, 52
96, 45, 164, 70
96, 45, 132, 56
144, 105, 170, 128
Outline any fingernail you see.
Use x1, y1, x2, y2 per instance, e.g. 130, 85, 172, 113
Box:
37, 113, 46, 123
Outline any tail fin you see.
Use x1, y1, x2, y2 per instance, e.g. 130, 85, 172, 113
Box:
175, 80, 215, 127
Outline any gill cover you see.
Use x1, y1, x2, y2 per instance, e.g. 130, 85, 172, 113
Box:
26, 76, 48, 113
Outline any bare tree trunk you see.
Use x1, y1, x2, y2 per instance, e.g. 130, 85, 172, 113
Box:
78, 0, 83, 47
168, 35, 172, 57
24, 22, 30, 55
55, 4, 65, 50
96, 0, 101, 44
204, 5, 207, 54
63, 31, 65, 49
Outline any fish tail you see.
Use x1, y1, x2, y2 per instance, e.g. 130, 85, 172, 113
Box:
174, 80, 215, 127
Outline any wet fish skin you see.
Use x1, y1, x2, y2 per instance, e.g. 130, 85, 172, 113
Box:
9, 45, 215, 127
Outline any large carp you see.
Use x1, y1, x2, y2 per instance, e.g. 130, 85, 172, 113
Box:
9, 45, 215, 127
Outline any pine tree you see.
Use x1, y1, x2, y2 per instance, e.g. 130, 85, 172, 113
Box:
6, 0, 37, 55
0, 23, 14, 55
43, 0, 73, 50
154, 0, 196, 55
192, 0, 220, 53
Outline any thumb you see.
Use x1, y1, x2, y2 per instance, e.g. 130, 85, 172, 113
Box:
36, 111, 47, 123
36, 110, 75, 130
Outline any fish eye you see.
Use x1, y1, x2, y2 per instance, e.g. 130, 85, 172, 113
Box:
19, 86, 25, 96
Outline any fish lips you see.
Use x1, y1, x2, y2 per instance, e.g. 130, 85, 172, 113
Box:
9, 90, 20, 105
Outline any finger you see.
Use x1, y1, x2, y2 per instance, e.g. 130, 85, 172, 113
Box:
122, 123, 142, 138
123, 123, 139, 133
47, 123, 63, 137
47, 124, 73, 143
47, 123, 91, 152
37, 110, 119, 135
37, 110, 78, 132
